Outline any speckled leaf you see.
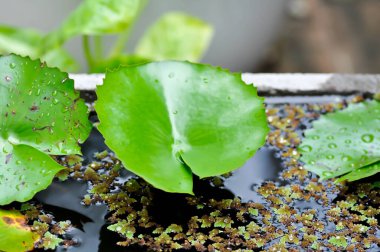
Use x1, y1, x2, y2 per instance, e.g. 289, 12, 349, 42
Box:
135, 12, 213, 62
96, 61, 268, 194
0, 209, 40, 252
299, 100, 380, 180
0, 54, 92, 204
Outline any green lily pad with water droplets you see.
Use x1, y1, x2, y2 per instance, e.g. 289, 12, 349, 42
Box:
299, 100, 380, 180
96, 61, 268, 194
0, 54, 92, 205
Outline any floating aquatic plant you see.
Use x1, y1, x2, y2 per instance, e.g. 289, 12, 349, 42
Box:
299, 100, 380, 181
96, 61, 268, 194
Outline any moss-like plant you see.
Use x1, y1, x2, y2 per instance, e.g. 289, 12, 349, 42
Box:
95, 61, 269, 194
299, 100, 380, 181
0, 54, 92, 205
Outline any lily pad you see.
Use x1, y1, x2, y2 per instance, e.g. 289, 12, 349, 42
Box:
0, 54, 92, 204
0, 209, 40, 252
299, 100, 380, 180
96, 61, 268, 194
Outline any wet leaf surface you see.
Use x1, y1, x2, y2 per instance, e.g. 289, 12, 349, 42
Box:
299, 100, 380, 180
96, 61, 268, 193
0, 55, 91, 204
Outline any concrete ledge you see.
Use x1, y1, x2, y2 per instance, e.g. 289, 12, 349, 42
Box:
70, 73, 380, 94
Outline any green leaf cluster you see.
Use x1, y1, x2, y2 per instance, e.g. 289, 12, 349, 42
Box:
299, 100, 380, 182
0, 54, 92, 205
1, 55, 268, 199
0, 0, 213, 73
96, 61, 269, 194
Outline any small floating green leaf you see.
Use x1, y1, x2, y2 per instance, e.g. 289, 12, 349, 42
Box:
96, 61, 268, 194
0, 54, 92, 205
0, 209, 40, 252
299, 100, 380, 180
328, 236, 347, 248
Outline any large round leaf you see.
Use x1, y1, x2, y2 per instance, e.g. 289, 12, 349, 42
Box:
0, 209, 40, 252
96, 61, 268, 194
0, 54, 92, 204
299, 100, 380, 180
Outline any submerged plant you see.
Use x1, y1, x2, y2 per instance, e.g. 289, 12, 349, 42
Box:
299, 100, 380, 181
0, 54, 91, 205
0, 0, 213, 72
96, 61, 269, 194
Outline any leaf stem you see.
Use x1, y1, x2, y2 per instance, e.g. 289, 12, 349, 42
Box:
94, 36, 103, 60
108, 0, 149, 58
82, 35, 95, 70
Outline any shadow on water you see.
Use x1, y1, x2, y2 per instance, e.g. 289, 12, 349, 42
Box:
224, 147, 284, 203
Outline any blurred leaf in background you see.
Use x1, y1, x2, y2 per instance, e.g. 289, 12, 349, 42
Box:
135, 12, 214, 62
0, 26, 78, 72
0, 0, 213, 73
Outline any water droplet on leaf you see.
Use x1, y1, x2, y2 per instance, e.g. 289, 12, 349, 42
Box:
361, 134, 374, 143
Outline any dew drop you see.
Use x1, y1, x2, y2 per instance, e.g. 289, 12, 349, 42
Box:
311, 135, 320, 140
326, 154, 334, 160
9, 63, 16, 69
168, 73, 175, 78
327, 135, 334, 140
328, 143, 337, 149
361, 134, 374, 143
322, 171, 333, 177
339, 127, 347, 132
300, 145, 312, 152
345, 139, 352, 144
4, 76, 11, 82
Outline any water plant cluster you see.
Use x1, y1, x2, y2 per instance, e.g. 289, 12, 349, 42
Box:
0, 52, 379, 250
